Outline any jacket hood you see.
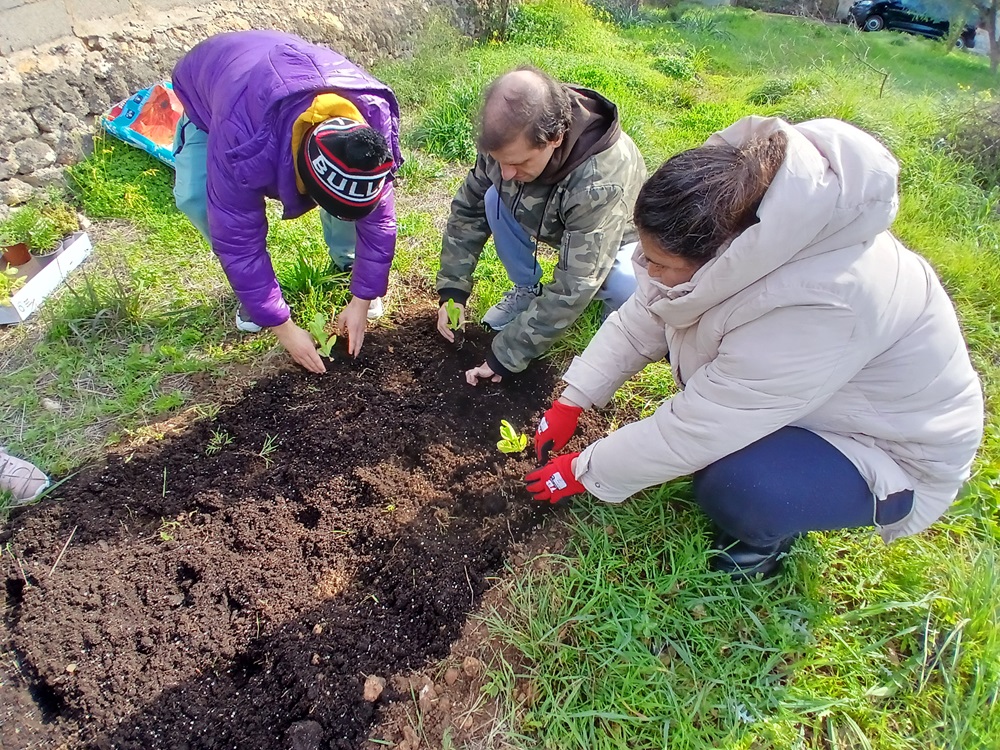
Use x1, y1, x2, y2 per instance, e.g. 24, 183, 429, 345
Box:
538, 87, 621, 185
250, 42, 404, 170
643, 116, 900, 329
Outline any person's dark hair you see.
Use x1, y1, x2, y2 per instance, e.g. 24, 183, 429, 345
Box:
477, 66, 572, 152
634, 130, 788, 263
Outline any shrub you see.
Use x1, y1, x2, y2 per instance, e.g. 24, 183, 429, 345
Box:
652, 54, 698, 81
675, 7, 733, 38
589, 0, 649, 27
40, 200, 79, 237
746, 77, 797, 105
941, 99, 1000, 191
28, 216, 61, 254
0, 206, 40, 247
411, 83, 481, 163
507, 0, 620, 53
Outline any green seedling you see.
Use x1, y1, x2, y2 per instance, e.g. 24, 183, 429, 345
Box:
444, 298, 463, 331
308, 310, 338, 358
158, 517, 182, 542
205, 428, 234, 456
259, 433, 279, 467
497, 420, 528, 454
444, 298, 465, 348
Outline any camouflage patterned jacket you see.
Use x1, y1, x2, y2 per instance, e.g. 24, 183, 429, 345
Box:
436, 103, 646, 376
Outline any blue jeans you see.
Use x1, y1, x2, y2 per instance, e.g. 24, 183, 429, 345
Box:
171, 116, 356, 269
484, 186, 637, 312
693, 427, 914, 547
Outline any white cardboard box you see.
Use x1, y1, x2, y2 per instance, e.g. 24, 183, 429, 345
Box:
0, 231, 93, 325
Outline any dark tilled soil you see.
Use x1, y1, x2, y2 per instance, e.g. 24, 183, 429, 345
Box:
0, 310, 609, 750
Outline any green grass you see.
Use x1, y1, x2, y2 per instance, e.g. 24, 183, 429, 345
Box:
1, 0, 999, 745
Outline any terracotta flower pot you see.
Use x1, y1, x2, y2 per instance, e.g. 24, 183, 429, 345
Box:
2, 243, 31, 267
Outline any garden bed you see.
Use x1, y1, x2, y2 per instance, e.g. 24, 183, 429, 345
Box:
0, 309, 609, 749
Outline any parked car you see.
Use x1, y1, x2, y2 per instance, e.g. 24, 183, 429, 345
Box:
849, 0, 978, 48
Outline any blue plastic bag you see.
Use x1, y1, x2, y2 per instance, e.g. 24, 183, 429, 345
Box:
101, 81, 184, 167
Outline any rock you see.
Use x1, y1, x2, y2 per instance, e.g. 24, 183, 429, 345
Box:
0, 59, 25, 110
285, 720, 323, 750
31, 104, 83, 135
22, 166, 65, 189
461, 656, 482, 679
0, 106, 39, 143
40, 130, 85, 166
83, 36, 109, 52
0, 145, 19, 181
311, 623, 323, 635
41, 398, 63, 413
363, 674, 385, 702
443, 666, 461, 686
65, 663, 77, 673
20, 75, 87, 115
417, 682, 437, 714
0, 178, 35, 206
14, 139, 56, 174
400, 725, 421, 749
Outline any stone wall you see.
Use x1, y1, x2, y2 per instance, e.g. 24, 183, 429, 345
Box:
0, 0, 479, 210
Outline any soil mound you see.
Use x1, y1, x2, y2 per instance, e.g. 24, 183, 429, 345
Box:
1, 310, 608, 749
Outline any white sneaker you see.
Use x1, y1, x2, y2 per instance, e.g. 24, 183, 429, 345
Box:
235, 305, 263, 333
481, 283, 542, 331
0, 447, 50, 506
366, 297, 384, 320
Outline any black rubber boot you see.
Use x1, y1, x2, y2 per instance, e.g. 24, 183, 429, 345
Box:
709, 531, 794, 580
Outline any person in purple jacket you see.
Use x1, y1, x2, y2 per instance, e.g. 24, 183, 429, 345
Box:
171, 30, 403, 373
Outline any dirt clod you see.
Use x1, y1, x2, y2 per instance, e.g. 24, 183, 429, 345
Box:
399, 724, 421, 750
363, 675, 386, 702
286, 720, 324, 750
461, 656, 482, 679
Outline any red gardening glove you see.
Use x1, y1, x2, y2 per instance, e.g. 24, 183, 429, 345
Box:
524, 452, 583, 504
535, 400, 584, 463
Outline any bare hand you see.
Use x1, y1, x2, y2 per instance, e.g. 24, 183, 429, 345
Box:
436, 301, 466, 343
465, 361, 502, 386
272, 319, 326, 374
337, 296, 371, 357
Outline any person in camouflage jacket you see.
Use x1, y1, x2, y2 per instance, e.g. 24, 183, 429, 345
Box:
435, 66, 646, 384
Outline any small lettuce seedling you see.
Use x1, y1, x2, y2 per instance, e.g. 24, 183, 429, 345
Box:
497, 420, 528, 454
309, 310, 338, 357
444, 298, 465, 348
445, 298, 463, 330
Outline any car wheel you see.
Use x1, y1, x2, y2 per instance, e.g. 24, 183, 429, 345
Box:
955, 37, 966, 49
863, 15, 885, 31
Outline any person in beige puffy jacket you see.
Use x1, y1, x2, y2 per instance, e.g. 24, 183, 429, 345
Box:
525, 116, 984, 579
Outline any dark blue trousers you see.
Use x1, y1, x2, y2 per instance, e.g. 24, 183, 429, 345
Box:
693, 427, 914, 547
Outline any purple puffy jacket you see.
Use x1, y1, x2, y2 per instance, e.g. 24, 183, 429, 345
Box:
172, 30, 403, 327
